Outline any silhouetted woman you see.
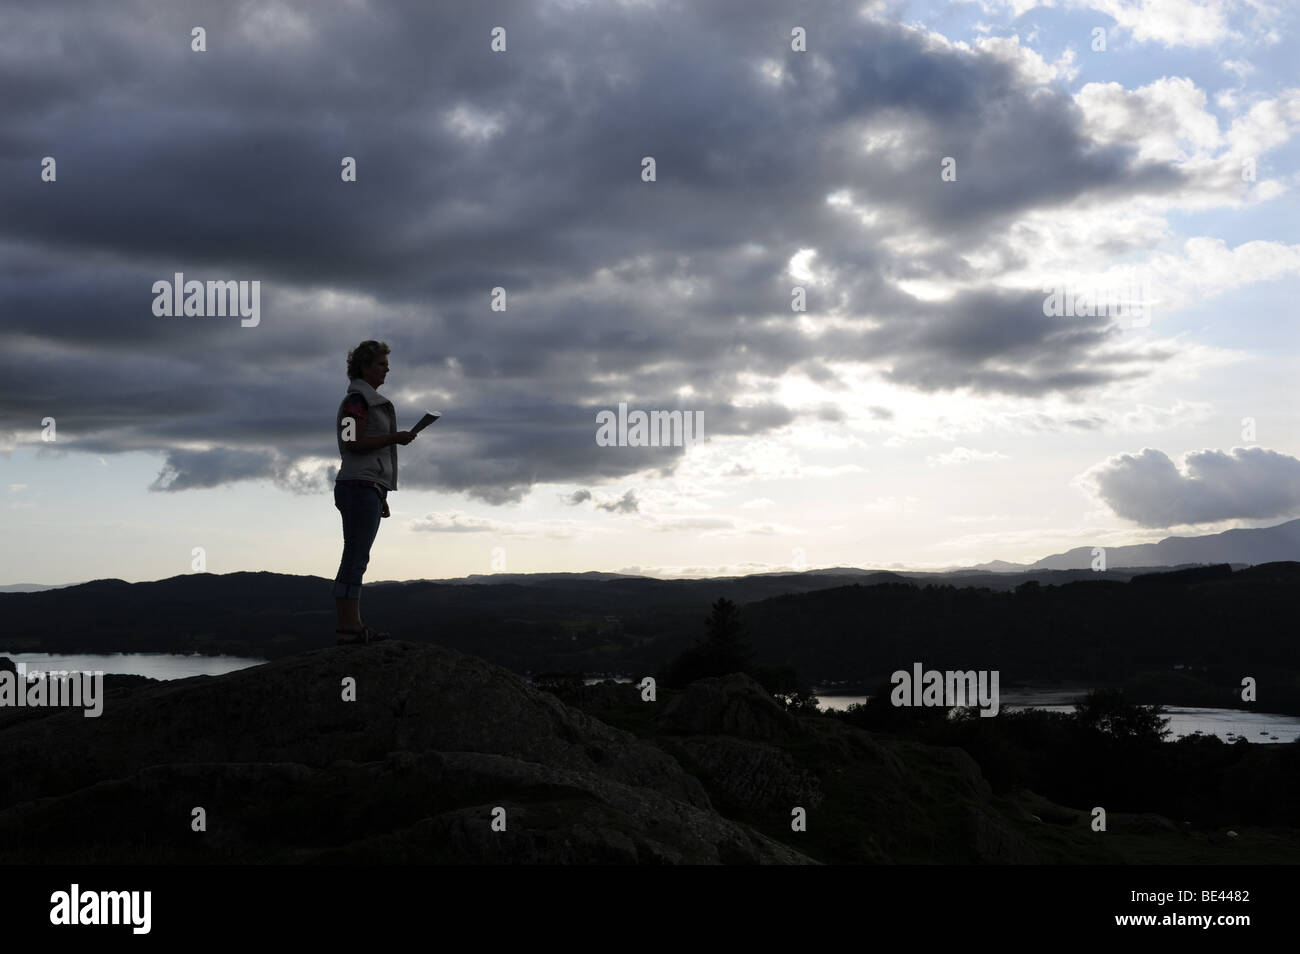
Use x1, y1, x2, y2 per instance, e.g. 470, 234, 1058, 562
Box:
331, 340, 416, 643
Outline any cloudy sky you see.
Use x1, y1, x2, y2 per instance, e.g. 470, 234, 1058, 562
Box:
2, 0, 1298, 586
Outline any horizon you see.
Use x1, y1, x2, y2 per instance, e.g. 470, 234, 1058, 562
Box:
7, 512, 1295, 591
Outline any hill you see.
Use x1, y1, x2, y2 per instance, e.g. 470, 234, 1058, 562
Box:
3, 563, 1299, 709
1026, 519, 1300, 570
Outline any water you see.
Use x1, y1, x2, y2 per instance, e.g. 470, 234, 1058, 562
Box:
7, 662, 1293, 744
813, 688, 1300, 743
2, 653, 266, 681
817, 694, 874, 712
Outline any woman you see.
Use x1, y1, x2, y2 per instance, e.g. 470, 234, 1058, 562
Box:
331, 340, 417, 644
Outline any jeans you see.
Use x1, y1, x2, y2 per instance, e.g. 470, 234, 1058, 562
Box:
332, 480, 385, 599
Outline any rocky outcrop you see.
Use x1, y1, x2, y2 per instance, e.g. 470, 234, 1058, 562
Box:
639, 672, 1041, 863
0, 642, 811, 863
1108, 812, 1178, 833
655, 672, 801, 742
0, 750, 811, 864
578, 678, 642, 711
0, 644, 1063, 864
675, 736, 826, 814
966, 805, 1040, 864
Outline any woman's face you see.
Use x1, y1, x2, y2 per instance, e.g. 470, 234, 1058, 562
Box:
364, 355, 390, 387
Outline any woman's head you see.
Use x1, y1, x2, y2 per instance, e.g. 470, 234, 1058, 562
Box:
347, 340, 391, 384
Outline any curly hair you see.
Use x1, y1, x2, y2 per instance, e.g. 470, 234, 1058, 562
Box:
346, 340, 390, 380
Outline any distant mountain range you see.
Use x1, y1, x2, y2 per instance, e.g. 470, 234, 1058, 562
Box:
439, 518, 1300, 579
966, 518, 1300, 572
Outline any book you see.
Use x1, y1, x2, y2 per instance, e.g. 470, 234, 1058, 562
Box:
410, 411, 441, 435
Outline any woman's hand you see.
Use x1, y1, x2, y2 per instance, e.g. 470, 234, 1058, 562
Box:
393, 431, 416, 446
381, 499, 391, 518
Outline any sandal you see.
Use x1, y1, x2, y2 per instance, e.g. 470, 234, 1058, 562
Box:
360, 625, 390, 642
336, 625, 390, 645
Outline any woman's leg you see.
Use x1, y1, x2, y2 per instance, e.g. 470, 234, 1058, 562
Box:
335, 597, 361, 632
331, 482, 383, 631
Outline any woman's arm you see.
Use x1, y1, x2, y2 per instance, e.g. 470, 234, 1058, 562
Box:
339, 395, 416, 452
348, 431, 415, 452
349, 432, 397, 452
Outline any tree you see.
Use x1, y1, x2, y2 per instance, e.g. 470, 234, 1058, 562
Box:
1072, 687, 1170, 743
660, 597, 756, 688
700, 597, 755, 674
659, 599, 820, 711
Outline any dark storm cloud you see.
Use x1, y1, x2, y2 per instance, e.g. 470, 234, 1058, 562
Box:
150, 447, 273, 491
1085, 447, 1300, 527
0, 0, 1185, 502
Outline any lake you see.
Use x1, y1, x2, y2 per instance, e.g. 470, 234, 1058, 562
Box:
814, 689, 1300, 744
3, 652, 267, 681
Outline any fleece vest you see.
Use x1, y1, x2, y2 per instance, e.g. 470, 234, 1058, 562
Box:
335, 378, 398, 490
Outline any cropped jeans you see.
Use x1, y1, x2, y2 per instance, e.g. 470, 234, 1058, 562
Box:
332, 480, 386, 599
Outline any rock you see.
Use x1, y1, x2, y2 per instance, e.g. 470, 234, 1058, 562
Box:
966, 805, 1041, 863
1108, 812, 1178, 833
674, 736, 825, 814
0, 642, 705, 807
0, 750, 811, 864
655, 672, 800, 742
0, 642, 815, 864
0, 643, 1094, 864
575, 679, 641, 711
